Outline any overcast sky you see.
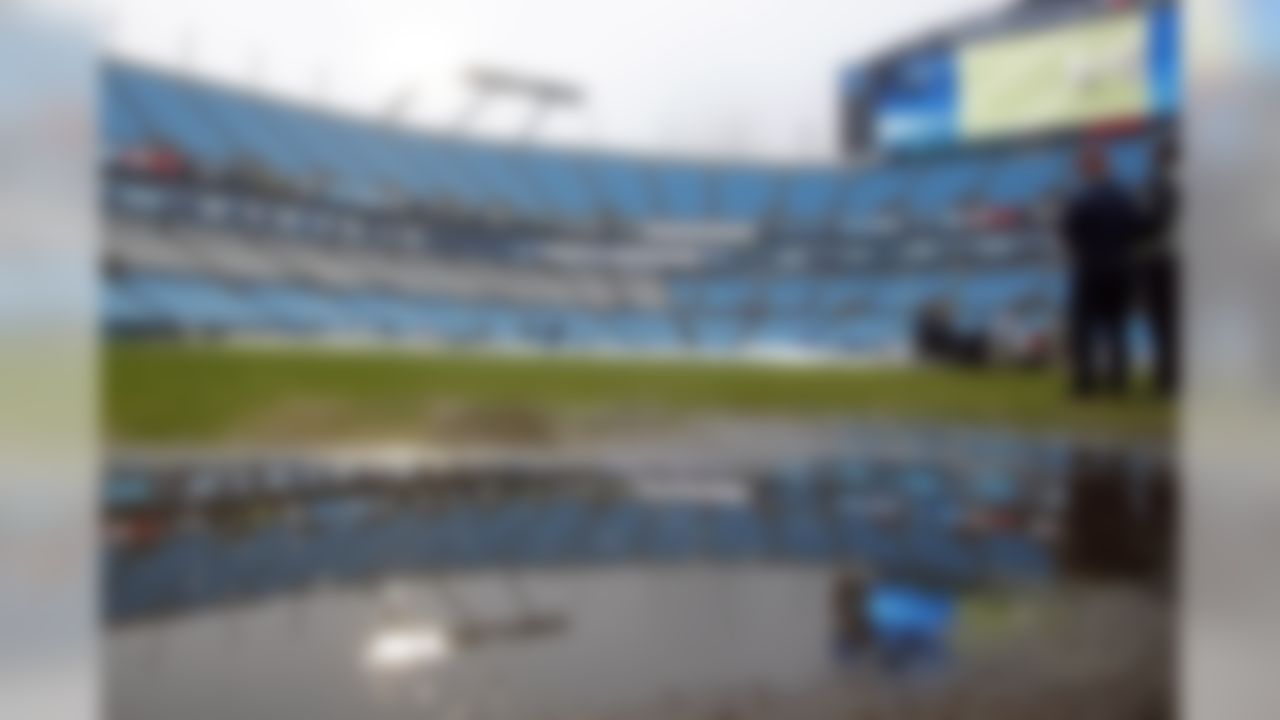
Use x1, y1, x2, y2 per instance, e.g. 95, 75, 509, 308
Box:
95, 0, 1012, 161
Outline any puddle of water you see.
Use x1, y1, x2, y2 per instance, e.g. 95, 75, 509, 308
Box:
104, 426, 1175, 719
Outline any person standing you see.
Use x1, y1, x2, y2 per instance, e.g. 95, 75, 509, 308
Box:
1059, 145, 1145, 397
1137, 138, 1182, 397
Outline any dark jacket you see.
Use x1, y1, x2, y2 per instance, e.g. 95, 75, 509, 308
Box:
1141, 175, 1180, 261
1059, 181, 1144, 277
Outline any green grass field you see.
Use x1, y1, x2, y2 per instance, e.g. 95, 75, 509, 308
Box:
105, 343, 1173, 444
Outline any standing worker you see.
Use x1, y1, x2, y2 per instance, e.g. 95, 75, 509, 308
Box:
1059, 144, 1145, 397
1137, 137, 1182, 397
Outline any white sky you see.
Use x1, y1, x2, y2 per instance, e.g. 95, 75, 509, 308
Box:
92, 0, 1012, 161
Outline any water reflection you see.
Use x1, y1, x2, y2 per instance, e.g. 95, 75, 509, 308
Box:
363, 584, 454, 672
105, 425, 1174, 719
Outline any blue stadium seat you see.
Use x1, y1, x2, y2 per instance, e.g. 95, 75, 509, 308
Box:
766, 277, 816, 312
952, 267, 1062, 331
406, 138, 494, 208
100, 66, 149, 158
112, 66, 237, 168
817, 278, 876, 312
343, 292, 424, 335
780, 168, 843, 232
520, 149, 599, 221
985, 146, 1069, 207
875, 271, 955, 317
840, 168, 908, 231
699, 277, 757, 310
752, 313, 824, 348
241, 282, 359, 332
285, 111, 401, 205
908, 158, 986, 223
103, 280, 158, 328
195, 85, 320, 187
824, 313, 903, 352
460, 143, 548, 218
580, 155, 654, 221
122, 273, 262, 330
611, 311, 681, 350
654, 162, 710, 219
715, 165, 778, 221
688, 313, 744, 351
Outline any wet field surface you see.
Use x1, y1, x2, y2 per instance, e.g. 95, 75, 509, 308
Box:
105, 422, 1175, 719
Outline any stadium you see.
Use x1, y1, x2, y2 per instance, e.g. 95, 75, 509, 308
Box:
104, 0, 1180, 718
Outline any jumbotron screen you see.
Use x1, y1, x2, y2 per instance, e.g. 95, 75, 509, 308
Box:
962, 12, 1148, 138
845, 4, 1180, 152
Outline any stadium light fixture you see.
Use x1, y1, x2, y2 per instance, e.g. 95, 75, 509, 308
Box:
465, 65, 583, 106
455, 64, 585, 140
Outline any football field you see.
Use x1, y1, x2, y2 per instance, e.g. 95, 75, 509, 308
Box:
105, 343, 1172, 444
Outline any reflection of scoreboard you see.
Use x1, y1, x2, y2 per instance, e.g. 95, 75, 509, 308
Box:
841, 3, 1180, 156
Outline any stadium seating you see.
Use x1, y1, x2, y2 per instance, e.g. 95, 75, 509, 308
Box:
101, 61, 1159, 358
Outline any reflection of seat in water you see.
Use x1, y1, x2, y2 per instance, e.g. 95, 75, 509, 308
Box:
704, 505, 768, 559
647, 504, 705, 560
521, 499, 592, 565
106, 447, 1082, 623
108, 531, 212, 617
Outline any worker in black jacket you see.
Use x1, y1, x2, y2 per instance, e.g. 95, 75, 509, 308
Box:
1059, 145, 1145, 397
1137, 137, 1181, 397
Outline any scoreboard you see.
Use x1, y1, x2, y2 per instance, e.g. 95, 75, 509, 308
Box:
841, 3, 1180, 154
